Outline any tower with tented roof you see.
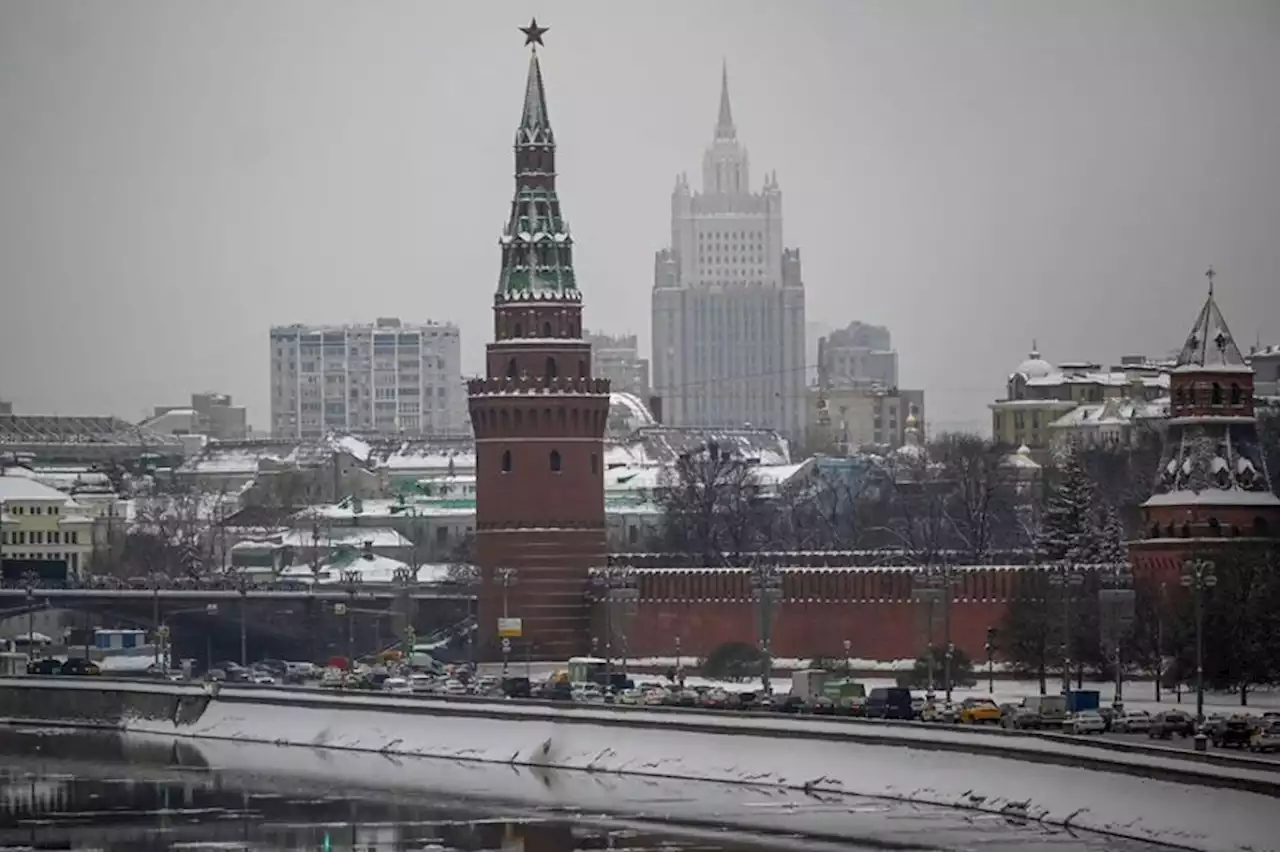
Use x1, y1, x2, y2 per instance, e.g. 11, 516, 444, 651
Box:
1129, 268, 1280, 585
467, 21, 611, 661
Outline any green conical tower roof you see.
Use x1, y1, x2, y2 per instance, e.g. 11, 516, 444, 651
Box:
497, 46, 579, 301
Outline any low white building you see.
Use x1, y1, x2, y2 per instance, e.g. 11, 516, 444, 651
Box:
0, 473, 94, 581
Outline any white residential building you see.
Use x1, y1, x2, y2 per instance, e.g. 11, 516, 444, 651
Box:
652, 66, 806, 439
269, 318, 466, 439
0, 473, 94, 581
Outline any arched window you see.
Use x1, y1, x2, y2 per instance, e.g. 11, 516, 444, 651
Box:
550, 449, 562, 472
1230, 383, 1242, 405
514, 322, 523, 338
500, 409, 510, 428
1180, 522, 1191, 538
578, 359, 586, 379
546, 357, 557, 379
1211, 382, 1223, 406
501, 450, 512, 473
514, 408, 523, 428
571, 408, 579, 430
591, 453, 599, 475
1150, 523, 1160, 539
506, 358, 517, 379
568, 320, 578, 337
542, 321, 552, 338
529, 408, 538, 427
1207, 517, 1221, 536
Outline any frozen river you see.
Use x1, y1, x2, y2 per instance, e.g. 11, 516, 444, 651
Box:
0, 727, 1222, 852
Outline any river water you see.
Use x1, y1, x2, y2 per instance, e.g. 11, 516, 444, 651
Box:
0, 728, 1193, 852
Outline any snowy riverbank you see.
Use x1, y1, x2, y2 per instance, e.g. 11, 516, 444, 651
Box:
2, 678, 1278, 851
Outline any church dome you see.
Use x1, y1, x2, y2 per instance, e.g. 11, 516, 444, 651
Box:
1015, 344, 1054, 380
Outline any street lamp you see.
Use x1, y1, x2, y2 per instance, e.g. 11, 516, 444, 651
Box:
22, 569, 38, 662
912, 563, 959, 700
1098, 563, 1136, 711
592, 565, 637, 682
393, 565, 415, 659
674, 635, 682, 679
842, 638, 852, 673
342, 568, 362, 668
985, 626, 996, 693
1048, 564, 1086, 694
749, 561, 783, 695
1181, 559, 1217, 723
497, 567, 516, 676
148, 572, 168, 669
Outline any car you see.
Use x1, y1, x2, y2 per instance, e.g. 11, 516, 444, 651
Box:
381, 677, 414, 695
1063, 710, 1106, 735
1000, 703, 1042, 730
958, 698, 1002, 725
1208, 715, 1256, 749
59, 658, 101, 676
26, 658, 63, 675
865, 687, 914, 720
1112, 711, 1152, 734
1249, 722, 1280, 753
1149, 711, 1195, 739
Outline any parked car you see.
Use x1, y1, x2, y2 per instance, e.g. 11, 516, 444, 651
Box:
1208, 715, 1256, 749
1063, 710, 1106, 735
958, 698, 1002, 725
1111, 711, 1152, 734
381, 677, 413, 695
865, 687, 914, 720
1149, 711, 1195, 739
26, 658, 63, 675
1000, 703, 1042, 730
59, 658, 100, 676
1249, 722, 1280, 754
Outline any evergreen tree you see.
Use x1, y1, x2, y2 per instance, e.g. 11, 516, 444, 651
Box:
1095, 505, 1129, 566
1035, 448, 1101, 565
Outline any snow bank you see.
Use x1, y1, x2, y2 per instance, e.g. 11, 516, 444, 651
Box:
115, 692, 1280, 851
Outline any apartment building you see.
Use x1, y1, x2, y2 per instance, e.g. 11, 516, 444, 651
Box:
269, 318, 465, 439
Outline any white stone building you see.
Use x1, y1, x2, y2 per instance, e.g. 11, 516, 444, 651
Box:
652, 66, 806, 440
269, 317, 466, 439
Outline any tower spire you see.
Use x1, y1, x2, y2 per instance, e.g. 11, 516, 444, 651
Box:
715, 59, 736, 141
518, 51, 552, 144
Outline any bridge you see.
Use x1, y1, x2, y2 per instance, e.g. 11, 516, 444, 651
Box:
0, 587, 476, 605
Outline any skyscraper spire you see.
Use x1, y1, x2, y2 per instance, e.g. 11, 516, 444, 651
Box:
715, 60, 736, 141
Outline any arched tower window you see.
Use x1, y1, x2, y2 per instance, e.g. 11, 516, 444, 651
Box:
542, 321, 552, 338
1207, 517, 1221, 536
591, 453, 599, 475
514, 409, 523, 428
501, 450, 512, 473
1211, 382, 1223, 406
514, 322, 523, 338
549, 449, 562, 472
1149, 523, 1160, 539
578, 359, 586, 379
506, 358, 517, 379
546, 357, 558, 379
1230, 383, 1242, 405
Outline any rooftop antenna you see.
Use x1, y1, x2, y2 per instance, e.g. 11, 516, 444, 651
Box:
1206, 265, 1216, 297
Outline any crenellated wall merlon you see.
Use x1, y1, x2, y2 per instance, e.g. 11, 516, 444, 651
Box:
468, 376, 611, 396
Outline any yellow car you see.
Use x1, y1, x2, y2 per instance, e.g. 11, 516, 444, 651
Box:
959, 697, 1002, 724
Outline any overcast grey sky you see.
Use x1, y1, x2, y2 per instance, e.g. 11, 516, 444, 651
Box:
1, 0, 1277, 432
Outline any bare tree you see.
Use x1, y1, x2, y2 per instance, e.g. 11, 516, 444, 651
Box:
655, 441, 774, 564
930, 433, 1009, 563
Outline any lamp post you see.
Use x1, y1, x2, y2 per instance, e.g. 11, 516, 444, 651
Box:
593, 565, 637, 684
674, 635, 682, 679
985, 626, 996, 693
842, 638, 852, 674
233, 573, 251, 668
1048, 564, 1086, 695
393, 565, 415, 659
750, 560, 783, 695
23, 569, 38, 661
912, 563, 958, 700
342, 569, 362, 668
148, 572, 168, 669
497, 567, 516, 676
1098, 564, 1136, 711
1181, 559, 1217, 724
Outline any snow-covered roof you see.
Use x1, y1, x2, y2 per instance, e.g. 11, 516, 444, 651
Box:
232, 527, 412, 551
372, 440, 475, 473
609, 426, 791, 468
1174, 284, 1251, 373
1143, 489, 1280, 508
608, 392, 657, 435
1049, 396, 1168, 430
1026, 371, 1169, 390
1001, 445, 1041, 470
0, 474, 80, 504
284, 556, 458, 585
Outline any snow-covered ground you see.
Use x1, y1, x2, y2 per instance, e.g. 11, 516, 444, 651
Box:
109, 687, 1280, 852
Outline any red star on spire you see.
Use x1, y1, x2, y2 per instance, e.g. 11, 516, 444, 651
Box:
520, 18, 548, 48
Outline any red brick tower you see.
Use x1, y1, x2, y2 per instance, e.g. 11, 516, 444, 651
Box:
467, 21, 611, 661
1130, 269, 1280, 585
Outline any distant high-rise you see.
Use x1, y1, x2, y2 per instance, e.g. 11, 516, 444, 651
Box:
819, 321, 899, 390
586, 331, 650, 398
651, 65, 805, 437
269, 318, 465, 439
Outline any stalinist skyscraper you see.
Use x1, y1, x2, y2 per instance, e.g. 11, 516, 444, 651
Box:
651, 66, 806, 438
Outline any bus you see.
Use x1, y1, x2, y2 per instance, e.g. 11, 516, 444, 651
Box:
567, 656, 607, 685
